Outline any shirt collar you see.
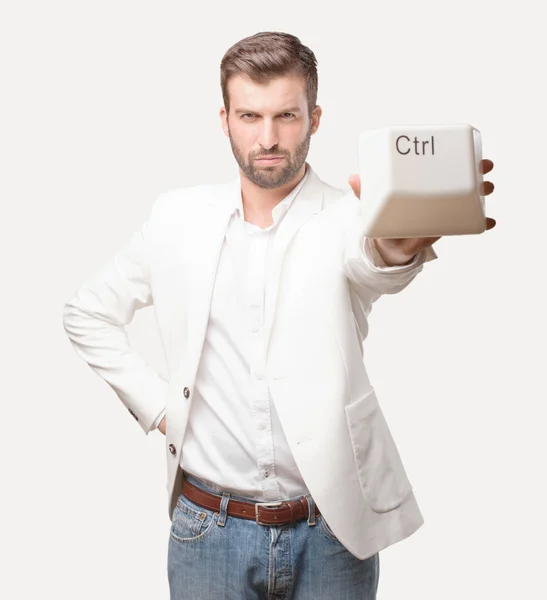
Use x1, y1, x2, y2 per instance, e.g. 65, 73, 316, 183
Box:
233, 163, 310, 220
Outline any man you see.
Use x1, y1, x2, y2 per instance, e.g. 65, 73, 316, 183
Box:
63, 31, 496, 599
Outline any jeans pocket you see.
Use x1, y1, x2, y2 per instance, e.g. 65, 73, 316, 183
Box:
318, 515, 345, 547
169, 493, 218, 544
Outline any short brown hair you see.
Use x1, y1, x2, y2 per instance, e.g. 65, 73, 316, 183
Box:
220, 32, 318, 117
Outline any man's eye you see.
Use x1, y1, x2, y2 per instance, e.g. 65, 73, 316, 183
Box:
242, 113, 256, 120
280, 113, 295, 119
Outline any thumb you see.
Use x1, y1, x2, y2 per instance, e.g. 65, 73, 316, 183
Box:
348, 174, 361, 199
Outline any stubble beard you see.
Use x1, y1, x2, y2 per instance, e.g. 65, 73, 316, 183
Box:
228, 123, 312, 189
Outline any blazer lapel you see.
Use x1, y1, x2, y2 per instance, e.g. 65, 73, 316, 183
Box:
262, 166, 324, 358
185, 187, 235, 381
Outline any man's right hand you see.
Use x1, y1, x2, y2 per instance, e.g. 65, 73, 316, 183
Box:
158, 416, 166, 435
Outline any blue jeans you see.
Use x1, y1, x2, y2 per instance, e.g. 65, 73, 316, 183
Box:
168, 472, 379, 599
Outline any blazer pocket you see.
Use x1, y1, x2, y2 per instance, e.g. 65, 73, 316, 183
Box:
345, 388, 413, 513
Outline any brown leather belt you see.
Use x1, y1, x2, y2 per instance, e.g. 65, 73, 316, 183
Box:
182, 477, 321, 526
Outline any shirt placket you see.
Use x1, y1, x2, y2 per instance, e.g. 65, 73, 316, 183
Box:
246, 226, 281, 501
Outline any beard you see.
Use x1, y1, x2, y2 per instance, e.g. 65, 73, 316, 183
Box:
228, 124, 312, 189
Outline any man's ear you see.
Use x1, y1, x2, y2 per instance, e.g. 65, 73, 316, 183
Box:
220, 107, 230, 137
310, 105, 322, 135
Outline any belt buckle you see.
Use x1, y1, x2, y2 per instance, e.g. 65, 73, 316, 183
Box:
255, 501, 283, 525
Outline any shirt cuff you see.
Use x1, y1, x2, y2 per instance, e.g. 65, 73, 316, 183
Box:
150, 407, 167, 431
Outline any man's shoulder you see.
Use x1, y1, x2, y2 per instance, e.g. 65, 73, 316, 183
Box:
148, 169, 355, 220
321, 180, 352, 203
310, 169, 357, 211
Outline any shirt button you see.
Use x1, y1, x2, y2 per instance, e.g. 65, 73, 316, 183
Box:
183, 387, 190, 399
255, 370, 264, 380
264, 470, 270, 478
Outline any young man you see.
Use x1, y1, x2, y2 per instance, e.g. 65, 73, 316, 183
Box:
63, 31, 496, 599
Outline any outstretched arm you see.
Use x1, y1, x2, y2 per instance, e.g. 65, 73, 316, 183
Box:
342, 159, 495, 312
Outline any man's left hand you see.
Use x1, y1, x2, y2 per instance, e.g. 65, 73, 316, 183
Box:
348, 159, 496, 266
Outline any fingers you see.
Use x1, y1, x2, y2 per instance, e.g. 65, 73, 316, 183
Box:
348, 174, 361, 198
480, 159, 494, 174
479, 159, 494, 195
486, 217, 496, 230
481, 181, 495, 195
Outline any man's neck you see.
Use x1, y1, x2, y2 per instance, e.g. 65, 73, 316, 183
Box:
239, 164, 307, 228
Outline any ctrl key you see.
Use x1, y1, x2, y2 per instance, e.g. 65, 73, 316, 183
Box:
357, 122, 486, 239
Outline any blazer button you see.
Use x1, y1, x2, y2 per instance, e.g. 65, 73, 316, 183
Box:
183, 387, 190, 399
168, 443, 177, 456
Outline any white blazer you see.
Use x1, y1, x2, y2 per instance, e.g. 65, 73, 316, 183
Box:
63, 164, 435, 560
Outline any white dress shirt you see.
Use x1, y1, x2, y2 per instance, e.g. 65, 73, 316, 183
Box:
181, 167, 311, 502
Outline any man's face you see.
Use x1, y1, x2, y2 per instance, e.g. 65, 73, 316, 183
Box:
220, 74, 321, 189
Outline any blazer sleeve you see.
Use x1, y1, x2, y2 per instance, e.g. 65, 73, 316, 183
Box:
341, 193, 437, 314
62, 197, 168, 435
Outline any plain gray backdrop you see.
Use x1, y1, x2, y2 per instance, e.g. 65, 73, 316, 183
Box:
1, 0, 545, 598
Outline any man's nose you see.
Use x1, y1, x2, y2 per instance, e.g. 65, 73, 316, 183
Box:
257, 120, 279, 150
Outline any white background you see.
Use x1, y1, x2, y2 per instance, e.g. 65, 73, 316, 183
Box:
1, 0, 545, 598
